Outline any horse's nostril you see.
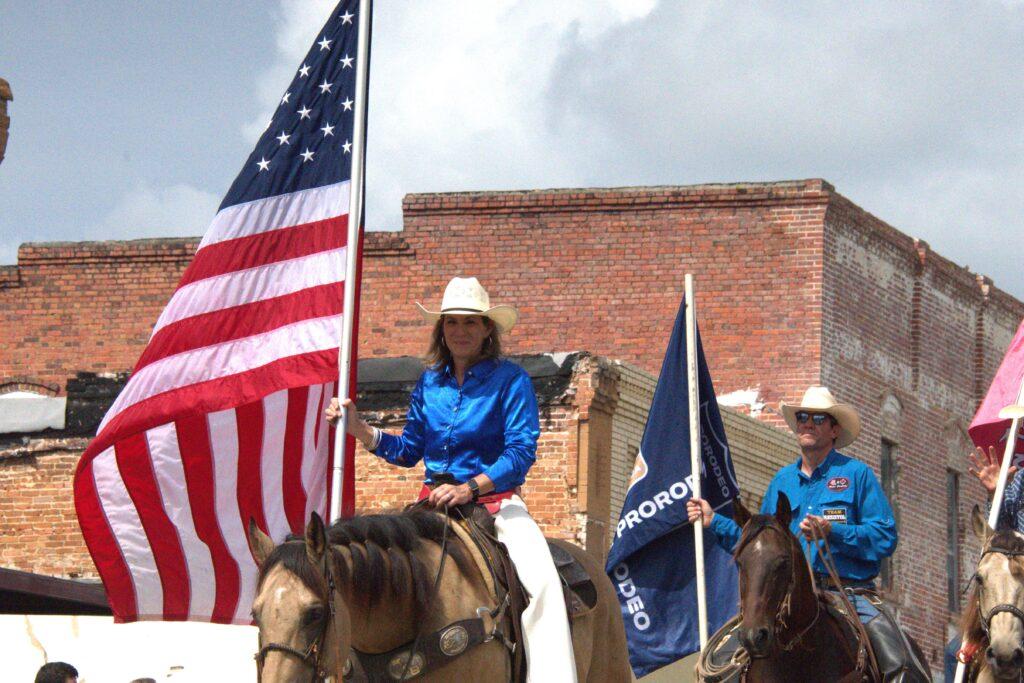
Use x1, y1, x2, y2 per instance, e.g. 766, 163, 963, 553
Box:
988, 646, 996, 660
753, 627, 769, 647
1013, 648, 1024, 666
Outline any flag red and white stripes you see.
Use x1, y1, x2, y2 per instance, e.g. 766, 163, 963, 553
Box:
74, 0, 366, 623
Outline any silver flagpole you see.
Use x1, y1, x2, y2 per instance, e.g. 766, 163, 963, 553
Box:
331, 0, 372, 524
685, 274, 709, 650
954, 374, 1024, 683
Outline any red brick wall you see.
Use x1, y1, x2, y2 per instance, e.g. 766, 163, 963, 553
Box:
361, 181, 833, 421
0, 440, 89, 577
821, 195, 1024, 666
0, 240, 195, 389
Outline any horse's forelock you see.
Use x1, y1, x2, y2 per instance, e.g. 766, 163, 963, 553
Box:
734, 514, 790, 561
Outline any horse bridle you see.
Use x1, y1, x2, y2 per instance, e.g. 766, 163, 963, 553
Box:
976, 545, 1024, 638
254, 548, 341, 682
734, 521, 820, 652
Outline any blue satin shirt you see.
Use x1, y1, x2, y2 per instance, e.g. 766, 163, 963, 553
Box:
372, 358, 540, 493
709, 449, 897, 582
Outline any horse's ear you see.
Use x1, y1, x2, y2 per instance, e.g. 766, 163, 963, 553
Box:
775, 491, 792, 528
248, 518, 276, 566
733, 497, 751, 528
972, 504, 993, 543
306, 511, 328, 560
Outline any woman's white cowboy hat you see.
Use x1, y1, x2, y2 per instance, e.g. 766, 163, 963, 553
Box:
415, 277, 518, 333
779, 386, 861, 449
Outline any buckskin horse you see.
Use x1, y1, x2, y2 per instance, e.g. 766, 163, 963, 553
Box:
698, 492, 927, 682
247, 508, 631, 682
957, 505, 1024, 682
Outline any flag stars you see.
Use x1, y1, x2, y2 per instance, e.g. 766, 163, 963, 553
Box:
321, 122, 335, 137
300, 148, 315, 163
298, 64, 311, 78
341, 97, 353, 111
280, 91, 291, 105
318, 80, 333, 95
340, 11, 354, 24
297, 105, 312, 120
342, 140, 352, 154
340, 55, 353, 69
276, 131, 291, 146
256, 157, 270, 172
317, 36, 332, 51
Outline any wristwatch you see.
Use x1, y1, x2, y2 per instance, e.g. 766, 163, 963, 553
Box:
467, 478, 480, 502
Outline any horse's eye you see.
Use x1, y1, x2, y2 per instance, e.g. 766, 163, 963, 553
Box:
302, 605, 325, 627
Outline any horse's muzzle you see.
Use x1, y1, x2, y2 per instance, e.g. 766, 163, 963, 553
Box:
987, 644, 1024, 679
739, 626, 773, 658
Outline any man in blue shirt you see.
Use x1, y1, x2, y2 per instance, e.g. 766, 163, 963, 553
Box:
688, 386, 928, 682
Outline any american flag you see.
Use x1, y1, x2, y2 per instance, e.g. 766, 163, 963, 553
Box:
73, 0, 365, 624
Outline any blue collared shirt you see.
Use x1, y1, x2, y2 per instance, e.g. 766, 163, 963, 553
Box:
373, 358, 540, 493
709, 449, 897, 582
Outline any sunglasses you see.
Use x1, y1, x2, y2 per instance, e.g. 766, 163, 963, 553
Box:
795, 411, 833, 426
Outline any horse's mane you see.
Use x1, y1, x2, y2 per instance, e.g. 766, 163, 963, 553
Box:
257, 509, 477, 621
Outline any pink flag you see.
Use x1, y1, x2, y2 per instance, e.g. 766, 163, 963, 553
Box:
970, 318, 1024, 465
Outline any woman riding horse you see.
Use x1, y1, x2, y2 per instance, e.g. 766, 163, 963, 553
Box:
326, 276, 577, 682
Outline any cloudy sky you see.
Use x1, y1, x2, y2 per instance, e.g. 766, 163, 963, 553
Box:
1, 1, 1022, 298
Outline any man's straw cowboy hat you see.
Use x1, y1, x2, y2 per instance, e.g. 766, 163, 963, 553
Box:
780, 386, 861, 449
416, 277, 518, 333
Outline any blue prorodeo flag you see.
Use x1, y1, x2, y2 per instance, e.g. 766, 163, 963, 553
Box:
606, 296, 740, 677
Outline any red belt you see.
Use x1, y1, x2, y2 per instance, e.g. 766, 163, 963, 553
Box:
416, 484, 517, 515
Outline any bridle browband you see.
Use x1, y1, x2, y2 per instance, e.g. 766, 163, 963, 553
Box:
734, 520, 820, 652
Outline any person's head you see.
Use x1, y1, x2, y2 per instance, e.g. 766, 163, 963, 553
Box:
779, 386, 861, 453
426, 314, 502, 368
35, 661, 78, 683
417, 277, 517, 368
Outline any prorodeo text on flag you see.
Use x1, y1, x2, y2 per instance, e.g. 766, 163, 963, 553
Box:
615, 473, 696, 538
612, 562, 650, 631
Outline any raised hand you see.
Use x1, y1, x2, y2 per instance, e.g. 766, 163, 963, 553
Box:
967, 445, 1016, 494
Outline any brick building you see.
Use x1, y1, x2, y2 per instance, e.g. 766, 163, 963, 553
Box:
2, 179, 1022, 671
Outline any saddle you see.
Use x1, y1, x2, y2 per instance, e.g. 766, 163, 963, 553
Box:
455, 502, 599, 619
344, 494, 598, 682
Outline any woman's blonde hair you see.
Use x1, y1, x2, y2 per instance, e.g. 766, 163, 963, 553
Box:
425, 315, 503, 369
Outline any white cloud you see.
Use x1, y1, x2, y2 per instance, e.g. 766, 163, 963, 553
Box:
243, 0, 1024, 296
100, 184, 220, 239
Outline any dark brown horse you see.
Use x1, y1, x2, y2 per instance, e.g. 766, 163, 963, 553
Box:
725, 491, 873, 682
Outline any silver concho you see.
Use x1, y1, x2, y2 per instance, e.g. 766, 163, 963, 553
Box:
387, 651, 424, 680
439, 624, 470, 656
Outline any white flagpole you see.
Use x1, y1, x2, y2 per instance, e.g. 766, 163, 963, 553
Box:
954, 374, 1024, 683
685, 274, 709, 650
330, 0, 372, 524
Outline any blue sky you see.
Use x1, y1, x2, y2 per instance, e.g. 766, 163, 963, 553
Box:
1, 0, 1022, 299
